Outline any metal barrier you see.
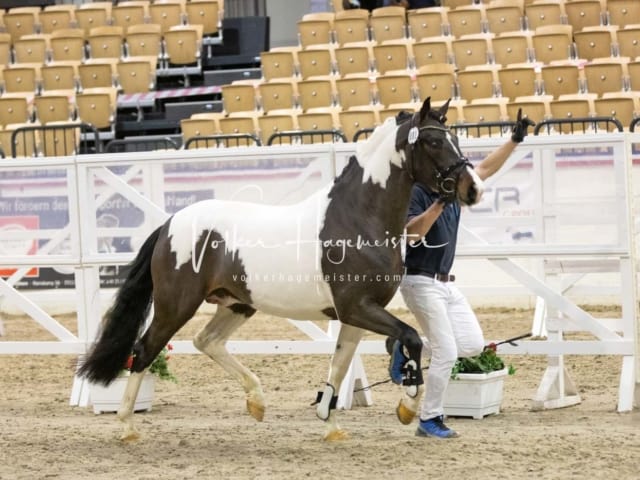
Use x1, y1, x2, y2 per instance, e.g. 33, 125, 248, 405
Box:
183, 133, 262, 149
451, 121, 516, 138
534, 116, 624, 135
267, 129, 347, 146
105, 137, 180, 153
11, 122, 102, 157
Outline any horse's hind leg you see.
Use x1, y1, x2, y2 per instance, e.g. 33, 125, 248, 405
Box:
118, 371, 146, 442
118, 294, 202, 441
193, 305, 265, 421
316, 323, 364, 441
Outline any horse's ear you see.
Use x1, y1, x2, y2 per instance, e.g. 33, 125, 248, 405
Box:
437, 98, 451, 124
440, 98, 451, 117
419, 97, 431, 122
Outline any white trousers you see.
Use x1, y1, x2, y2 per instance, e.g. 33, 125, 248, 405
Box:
400, 274, 484, 421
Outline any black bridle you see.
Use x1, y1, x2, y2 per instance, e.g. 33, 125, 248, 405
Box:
405, 122, 473, 197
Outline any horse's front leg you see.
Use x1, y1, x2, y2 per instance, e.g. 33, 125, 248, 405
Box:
117, 371, 146, 442
194, 305, 265, 421
316, 323, 364, 441
337, 300, 425, 426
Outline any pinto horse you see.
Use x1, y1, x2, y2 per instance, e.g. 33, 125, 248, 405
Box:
78, 97, 484, 441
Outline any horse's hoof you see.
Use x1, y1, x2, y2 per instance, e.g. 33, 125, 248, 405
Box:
247, 400, 265, 422
324, 429, 350, 441
396, 401, 416, 425
120, 430, 141, 443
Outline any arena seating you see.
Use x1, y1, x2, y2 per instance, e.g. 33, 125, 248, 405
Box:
1, 0, 639, 156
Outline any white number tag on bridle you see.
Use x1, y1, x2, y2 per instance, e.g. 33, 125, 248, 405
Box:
408, 126, 419, 145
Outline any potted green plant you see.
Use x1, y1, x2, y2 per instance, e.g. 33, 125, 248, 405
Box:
443, 343, 516, 419
90, 344, 176, 414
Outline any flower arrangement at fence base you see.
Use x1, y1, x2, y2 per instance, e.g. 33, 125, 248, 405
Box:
444, 343, 515, 420
90, 344, 176, 414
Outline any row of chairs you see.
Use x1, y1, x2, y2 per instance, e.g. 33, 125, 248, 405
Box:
0, 56, 159, 95
0, 87, 117, 129
0, 0, 222, 42
0, 24, 203, 69
301, 0, 639, 48
265, 22, 639, 78
180, 89, 639, 150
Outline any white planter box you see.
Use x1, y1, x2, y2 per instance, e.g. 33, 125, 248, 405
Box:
89, 374, 156, 414
443, 368, 508, 419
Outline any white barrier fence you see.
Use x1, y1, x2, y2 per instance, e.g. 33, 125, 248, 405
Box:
0, 133, 638, 412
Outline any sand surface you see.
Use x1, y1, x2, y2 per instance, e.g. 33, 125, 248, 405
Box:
1, 306, 638, 480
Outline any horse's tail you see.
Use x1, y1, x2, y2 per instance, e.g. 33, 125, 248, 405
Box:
78, 226, 162, 385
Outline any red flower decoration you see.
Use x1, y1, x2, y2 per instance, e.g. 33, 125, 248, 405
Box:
487, 343, 497, 352
167, 344, 174, 351
125, 355, 134, 370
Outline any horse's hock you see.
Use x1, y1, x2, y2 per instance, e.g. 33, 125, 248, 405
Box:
0, 132, 639, 415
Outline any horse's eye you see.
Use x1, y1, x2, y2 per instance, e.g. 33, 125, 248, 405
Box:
430, 139, 442, 148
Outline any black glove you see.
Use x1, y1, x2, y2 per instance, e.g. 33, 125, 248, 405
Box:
436, 191, 456, 205
511, 108, 536, 143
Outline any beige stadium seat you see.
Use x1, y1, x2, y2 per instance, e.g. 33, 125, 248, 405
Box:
87, 26, 125, 60
79, 60, 117, 89
221, 83, 259, 114
39, 5, 76, 34
2, 9, 38, 43
373, 42, 413, 74
339, 108, 379, 142
564, 0, 604, 32
297, 78, 337, 111
497, 64, 540, 100
258, 80, 298, 113
524, 1, 565, 30
407, 7, 449, 40
452, 34, 494, 71
375, 73, 416, 108
2, 65, 40, 94
258, 111, 298, 145
297, 19, 333, 48
333, 14, 370, 45
112, 1, 149, 35
34, 92, 74, 125
185, 0, 220, 37
13, 36, 49, 65
456, 65, 498, 102
594, 92, 639, 131
75, 3, 113, 37
125, 23, 163, 59
334, 43, 373, 77
149, 0, 186, 34
0, 95, 32, 128
583, 59, 629, 96
540, 63, 584, 98
492, 32, 533, 66
260, 50, 298, 81
413, 36, 454, 68
447, 5, 487, 38
50, 29, 87, 63
298, 48, 335, 79
369, 8, 407, 44
485, 4, 523, 35
336, 76, 375, 110
607, 0, 640, 28
41, 62, 80, 92
117, 57, 157, 94
415, 63, 457, 103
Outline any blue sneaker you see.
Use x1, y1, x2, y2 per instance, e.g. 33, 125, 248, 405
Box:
415, 416, 459, 439
388, 339, 408, 385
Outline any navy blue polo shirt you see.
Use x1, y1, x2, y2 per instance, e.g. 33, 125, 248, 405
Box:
404, 183, 460, 275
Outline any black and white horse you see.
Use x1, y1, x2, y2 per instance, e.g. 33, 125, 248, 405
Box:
79, 98, 484, 441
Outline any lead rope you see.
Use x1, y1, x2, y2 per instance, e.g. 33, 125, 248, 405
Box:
353, 332, 532, 394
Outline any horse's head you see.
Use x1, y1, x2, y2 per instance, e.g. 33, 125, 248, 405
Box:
396, 97, 484, 206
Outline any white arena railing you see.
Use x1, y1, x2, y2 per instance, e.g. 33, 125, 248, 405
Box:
0, 133, 638, 413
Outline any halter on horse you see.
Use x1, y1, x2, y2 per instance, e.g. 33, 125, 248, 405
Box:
78, 97, 484, 441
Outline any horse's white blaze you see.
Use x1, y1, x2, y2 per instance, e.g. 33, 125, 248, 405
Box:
445, 131, 464, 159
356, 118, 402, 188
467, 165, 485, 202
168, 186, 334, 320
